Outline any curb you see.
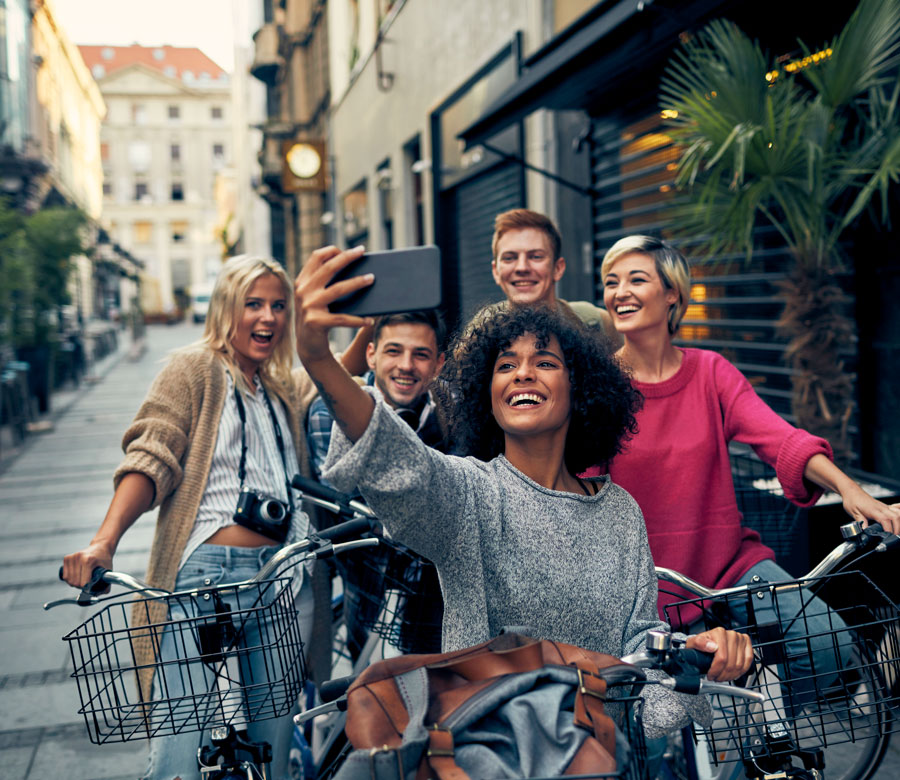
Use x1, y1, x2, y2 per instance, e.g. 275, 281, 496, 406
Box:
0, 336, 144, 475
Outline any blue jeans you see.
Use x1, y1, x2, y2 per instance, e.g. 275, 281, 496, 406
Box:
727, 559, 851, 707
142, 544, 314, 780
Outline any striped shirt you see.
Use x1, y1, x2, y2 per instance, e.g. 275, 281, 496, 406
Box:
180, 372, 308, 568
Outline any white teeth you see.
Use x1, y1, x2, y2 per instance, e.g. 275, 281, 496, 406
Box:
393, 377, 415, 385
254, 330, 273, 336
509, 393, 544, 406
616, 305, 639, 314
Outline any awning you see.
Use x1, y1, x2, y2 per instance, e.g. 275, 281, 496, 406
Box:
459, 0, 727, 149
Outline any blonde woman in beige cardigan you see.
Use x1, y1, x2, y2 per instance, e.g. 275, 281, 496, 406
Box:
61, 255, 367, 780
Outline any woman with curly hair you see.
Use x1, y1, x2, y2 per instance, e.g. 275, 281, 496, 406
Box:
294, 245, 753, 738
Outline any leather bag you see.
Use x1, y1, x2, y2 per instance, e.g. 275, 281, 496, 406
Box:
332, 632, 640, 780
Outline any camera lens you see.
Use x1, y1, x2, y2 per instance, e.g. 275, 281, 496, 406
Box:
259, 499, 286, 523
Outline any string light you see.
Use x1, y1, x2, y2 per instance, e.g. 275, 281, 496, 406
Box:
765, 47, 832, 83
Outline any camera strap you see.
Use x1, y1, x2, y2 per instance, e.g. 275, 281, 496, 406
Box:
233, 384, 295, 515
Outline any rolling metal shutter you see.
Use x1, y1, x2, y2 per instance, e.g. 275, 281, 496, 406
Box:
588, 110, 857, 432
443, 162, 523, 326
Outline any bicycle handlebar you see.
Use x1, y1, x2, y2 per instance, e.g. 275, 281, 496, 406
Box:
292, 474, 375, 519
621, 630, 763, 702
295, 630, 761, 728
657, 520, 899, 600
47, 516, 378, 610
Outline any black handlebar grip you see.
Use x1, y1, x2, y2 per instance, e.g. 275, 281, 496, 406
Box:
679, 648, 715, 674
319, 675, 356, 703
671, 674, 703, 695
60, 566, 111, 606
292, 474, 357, 512
878, 533, 900, 551
314, 517, 373, 544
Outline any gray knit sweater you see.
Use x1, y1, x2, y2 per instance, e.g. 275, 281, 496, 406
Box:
323, 398, 710, 736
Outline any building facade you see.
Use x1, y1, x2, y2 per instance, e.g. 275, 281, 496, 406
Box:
79, 44, 233, 315
250, 0, 332, 278
254, 0, 896, 475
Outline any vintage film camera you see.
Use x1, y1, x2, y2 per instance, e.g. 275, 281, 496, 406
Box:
233, 487, 292, 542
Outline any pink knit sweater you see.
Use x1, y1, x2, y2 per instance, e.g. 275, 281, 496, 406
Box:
587, 348, 832, 622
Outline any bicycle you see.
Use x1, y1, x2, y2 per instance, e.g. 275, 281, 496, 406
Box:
657, 519, 900, 780
296, 628, 765, 779
289, 475, 445, 779
44, 516, 377, 780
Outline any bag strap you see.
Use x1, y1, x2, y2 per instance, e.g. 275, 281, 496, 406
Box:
573, 666, 616, 754
424, 726, 470, 780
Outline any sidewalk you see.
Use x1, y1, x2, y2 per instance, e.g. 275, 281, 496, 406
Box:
0, 320, 202, 780
0, 330, 142, 476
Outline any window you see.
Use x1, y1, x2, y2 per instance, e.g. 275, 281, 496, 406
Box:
211, 106, 223, 120
168, 105, 180, 120
171, 221, 188, 243
377, 160, 393, 249
170, 144, 181, 162
134, 221, 153, 243
212, 143, 225, 163
342, 181, 369, 247
128, 141, 151, 172
131, 104, 147, 125
102, 181, 112, 197
171, 182, 184, 201
404, 136, 425, 245
92, 64, 106, 79
100, 142, 110, 161
134, 181, 149, 201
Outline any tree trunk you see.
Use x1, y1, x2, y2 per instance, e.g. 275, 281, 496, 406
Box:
777, 268, 856, 464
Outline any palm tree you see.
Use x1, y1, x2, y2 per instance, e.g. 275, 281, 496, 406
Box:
659, 0, 900, 461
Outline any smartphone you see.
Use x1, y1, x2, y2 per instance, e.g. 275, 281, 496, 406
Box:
327, 245, 442, 317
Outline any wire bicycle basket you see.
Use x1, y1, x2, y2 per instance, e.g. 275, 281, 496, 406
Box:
335, 535, 443, 654
64, 577, 306, 744
730, 448, 806, 563
665, 570, 900, 766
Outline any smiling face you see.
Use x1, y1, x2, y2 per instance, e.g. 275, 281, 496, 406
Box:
492, 228, 566, 306
366, 322, 445, 409
603, 252, 678, 337
230, 273, 288, 382
490, 332, 571, 440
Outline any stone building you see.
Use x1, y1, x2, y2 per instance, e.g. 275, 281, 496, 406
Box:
79, 44, 232, 315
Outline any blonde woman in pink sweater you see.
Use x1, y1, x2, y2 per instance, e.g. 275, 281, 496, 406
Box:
595, 235, 899, 700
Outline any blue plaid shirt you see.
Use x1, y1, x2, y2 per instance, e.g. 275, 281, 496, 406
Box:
306, 371, 444, 487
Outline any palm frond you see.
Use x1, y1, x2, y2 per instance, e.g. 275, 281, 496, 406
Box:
801, 0, 900, 108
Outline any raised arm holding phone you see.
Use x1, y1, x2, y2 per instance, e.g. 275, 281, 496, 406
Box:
295, 244, 752, 739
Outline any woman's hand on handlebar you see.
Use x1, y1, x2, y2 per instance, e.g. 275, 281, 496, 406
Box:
62, 541, 113, 589
686, 627, 753, 682
840, 484, 900, 536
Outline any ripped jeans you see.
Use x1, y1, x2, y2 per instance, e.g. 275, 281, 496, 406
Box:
141, 544, 314, 780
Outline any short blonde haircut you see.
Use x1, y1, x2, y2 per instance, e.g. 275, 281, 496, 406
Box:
601, 236, 691, 334
193, 254, 296, 399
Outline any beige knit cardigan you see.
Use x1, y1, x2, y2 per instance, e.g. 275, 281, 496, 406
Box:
115, 347, 317, 701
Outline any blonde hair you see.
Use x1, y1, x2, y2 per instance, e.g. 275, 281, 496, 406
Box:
188, 254, 296, 399
601, 236, 691, 334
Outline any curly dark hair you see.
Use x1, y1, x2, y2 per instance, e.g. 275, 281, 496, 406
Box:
438, 306, 641, 473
